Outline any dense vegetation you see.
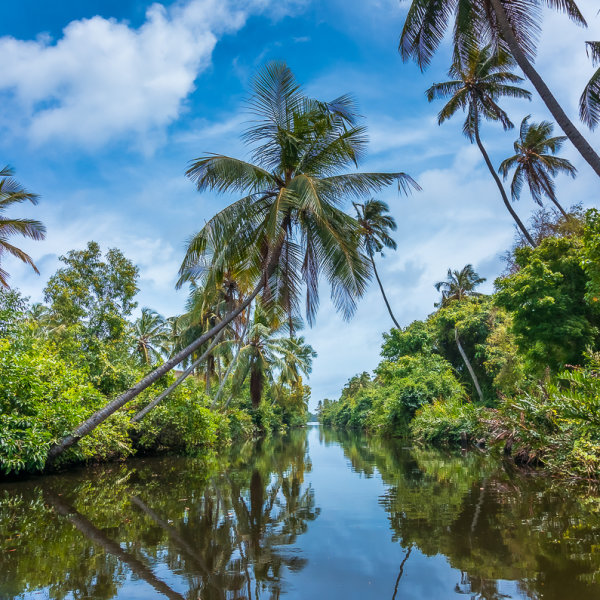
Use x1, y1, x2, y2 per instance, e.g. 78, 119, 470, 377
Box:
319, 208, 600, 479
0, 242, 312, 475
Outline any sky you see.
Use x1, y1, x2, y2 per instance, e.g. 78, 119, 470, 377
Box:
1, 0, 599, 408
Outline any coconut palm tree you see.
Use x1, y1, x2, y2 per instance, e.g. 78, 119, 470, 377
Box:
354, 199, 401, 329
426, 45, 535, 246
399, 0, 600, 177
134, 308, 170, 365
435, 264, 486, 305
499, 116, 576, 218
0, 166, 46, 288
48, 62, 417, 461
580, 41, 600, 129
232, 303, 315, 408
435, 264, 486, 401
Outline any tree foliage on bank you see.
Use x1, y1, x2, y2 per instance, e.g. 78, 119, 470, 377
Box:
0, 242, 313, 476
320, 208, 600, 479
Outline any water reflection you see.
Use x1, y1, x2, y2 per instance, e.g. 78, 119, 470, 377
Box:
322, 428, 600, 600
1, 428, 600, 599
0, 430, 318, 600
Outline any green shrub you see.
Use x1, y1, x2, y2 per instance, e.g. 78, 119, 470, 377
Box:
373, 353, 465, 433
410, 396, 485, 446
0, 335, 133, 474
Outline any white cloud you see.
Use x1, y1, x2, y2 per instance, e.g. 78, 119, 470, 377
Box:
0, 0, 302, 149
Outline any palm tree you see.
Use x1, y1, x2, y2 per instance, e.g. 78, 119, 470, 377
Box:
232, 304, 315, 408
580, 41, 600, 129
435, 264, 486, 401
426, 45, 535, 246
48, 62, 418, 461
0, 166, 46, 288
435, 264, 486, 305
134, 308, 170, 365
499, 116, 576, 218
354, 199, 401, 329
399, 0, 600, 177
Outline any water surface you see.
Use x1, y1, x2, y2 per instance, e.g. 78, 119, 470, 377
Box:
1, 425, 599, 599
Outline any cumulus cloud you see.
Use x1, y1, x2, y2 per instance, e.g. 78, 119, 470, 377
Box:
0, 0, 302, 149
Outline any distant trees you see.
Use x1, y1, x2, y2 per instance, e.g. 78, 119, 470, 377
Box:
435, 265, 486, 401
426, 45, 535, 246
44, 241, 139, 341
434, 264, 486, 306
399, 0, 600, 176
134, 308, 170, 365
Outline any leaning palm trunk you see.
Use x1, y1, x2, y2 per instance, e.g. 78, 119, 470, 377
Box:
369, 252, 401, 329
455, 327, 484, 403
45, 491, 186, 600
47, 279, 266, 461
489, 0, 600, 177
548, 196, 568, 219
473, 117, 536, 247
48, 235, 287, 461
130, 496, 222, 590
131, 328, 226, 423
211, 318, 250, 410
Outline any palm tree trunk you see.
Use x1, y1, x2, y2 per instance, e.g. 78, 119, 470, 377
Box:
45, 491, 186, 600
489, 0, 600, 177
250, 368, 263, 409
549, 197, 569, 219
130, 495, 222, 591
131, 328, 226, 423
212, 318, 251, 410
455, 327, 484, 403
473, 117, 536, 247
392, 546, 412, 600
369, 252, 401, 329
47, 225, 291, 462
47, 280, 265, 461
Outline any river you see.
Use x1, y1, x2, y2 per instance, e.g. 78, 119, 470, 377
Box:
1, 425, 599, 599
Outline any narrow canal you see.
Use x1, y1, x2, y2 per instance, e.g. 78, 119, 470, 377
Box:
2, 425, 599, 599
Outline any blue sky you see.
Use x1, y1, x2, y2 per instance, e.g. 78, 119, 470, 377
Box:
1, 0, 599, 407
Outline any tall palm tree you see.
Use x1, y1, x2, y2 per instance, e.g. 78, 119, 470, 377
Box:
48, 62, 418, 461
426, 45, 535, 246
134, 308, 170, 365
399, 0, 600, 177
435, 264, 486, 305
580, 41, 600, 130
435, 264, 486, 401
354, 199, 401, 329
499, 116, 576, 218
0, 166, 46, 288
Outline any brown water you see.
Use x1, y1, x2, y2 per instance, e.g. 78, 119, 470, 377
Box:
1, 425, 599, 599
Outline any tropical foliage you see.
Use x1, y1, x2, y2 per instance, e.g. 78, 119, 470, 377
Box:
0, 166, 45, 288
426, 44, 535, 245
320, 208, 600, 480
499, 116, 576, 217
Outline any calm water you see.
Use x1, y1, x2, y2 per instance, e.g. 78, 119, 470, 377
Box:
1, 426, 600, 600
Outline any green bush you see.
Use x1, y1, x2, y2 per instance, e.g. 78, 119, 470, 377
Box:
497, 354, 600, 479
0, 335, 133, 474
410, 396, 485, 446
373, 353, 465, 433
